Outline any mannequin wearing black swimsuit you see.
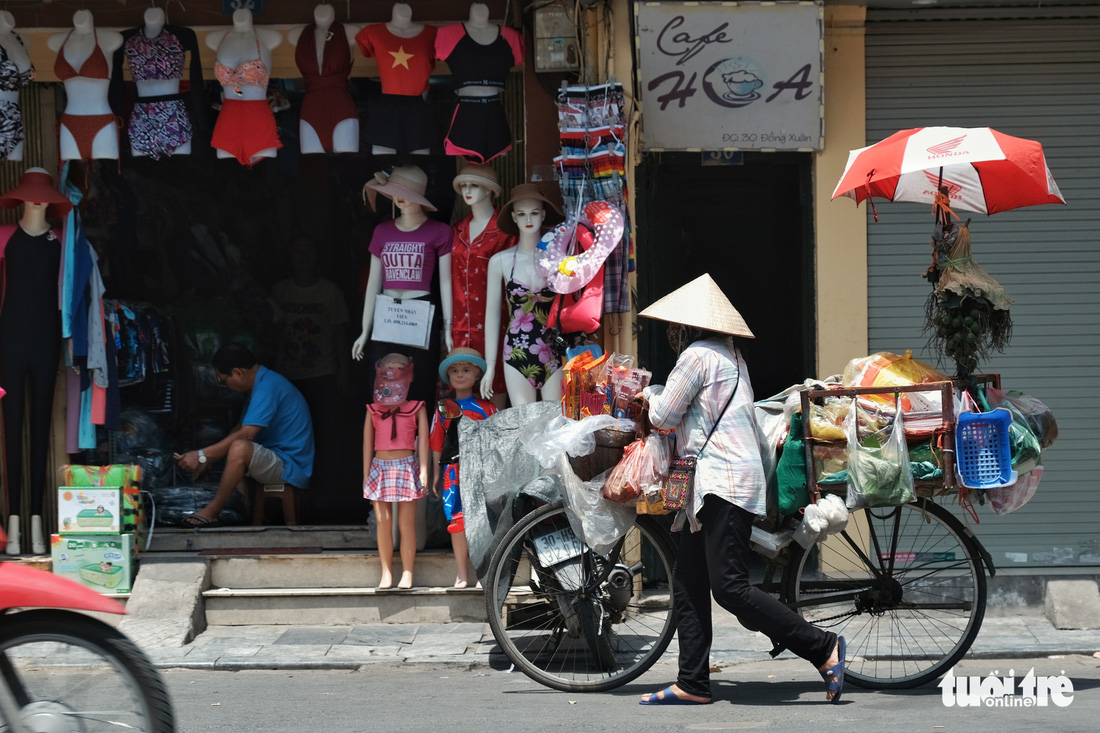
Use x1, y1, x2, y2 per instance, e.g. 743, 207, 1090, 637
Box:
0, 169, 68, 555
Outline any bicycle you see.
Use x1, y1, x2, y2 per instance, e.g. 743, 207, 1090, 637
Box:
484, 379, 995, 693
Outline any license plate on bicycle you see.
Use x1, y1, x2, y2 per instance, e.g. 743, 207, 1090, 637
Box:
533, 527, 584, 566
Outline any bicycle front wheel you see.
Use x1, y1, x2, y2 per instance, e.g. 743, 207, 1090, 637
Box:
485, 501, 677, 692
0, 609, 176, 732
785, 499, 986, 689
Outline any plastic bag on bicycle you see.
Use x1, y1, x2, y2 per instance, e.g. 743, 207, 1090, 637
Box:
844, 395, 915, 510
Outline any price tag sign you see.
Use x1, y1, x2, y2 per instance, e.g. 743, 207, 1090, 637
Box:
372, 295, 434, 350
635, 1, 824, 152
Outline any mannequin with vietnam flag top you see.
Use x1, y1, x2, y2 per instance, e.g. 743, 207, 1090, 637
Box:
355, 3, 436, 156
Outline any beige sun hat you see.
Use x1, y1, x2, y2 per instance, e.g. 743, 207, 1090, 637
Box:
639, 273, 755, 338
365, 165, 437, 212
452, 162, 502, 198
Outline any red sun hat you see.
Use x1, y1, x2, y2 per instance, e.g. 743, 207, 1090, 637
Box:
0, 168, 73, 219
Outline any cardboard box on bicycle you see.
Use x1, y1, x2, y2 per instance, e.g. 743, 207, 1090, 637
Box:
57, 464, 146, 542
50, 534, 136, 594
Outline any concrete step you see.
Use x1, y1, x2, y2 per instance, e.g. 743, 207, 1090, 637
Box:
148, 526, 379, 553
209, 550, 475, 589
203, 586, 487, 625
200, 549, 482, 625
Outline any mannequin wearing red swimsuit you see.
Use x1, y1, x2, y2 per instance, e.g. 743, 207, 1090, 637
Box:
206, 9, 282, 166
288, 4, 360, 154
48, 10, 123, 161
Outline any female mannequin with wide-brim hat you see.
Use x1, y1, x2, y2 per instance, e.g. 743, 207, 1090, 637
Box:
353, 165, 453, 405
0, 168, 73, 555
633, 274, 845, 706
482, 183, 564, 406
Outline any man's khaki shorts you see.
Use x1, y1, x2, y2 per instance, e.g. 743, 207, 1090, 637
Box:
247, 444, 285, 485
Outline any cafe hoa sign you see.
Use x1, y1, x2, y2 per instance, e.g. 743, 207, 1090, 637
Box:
635, 1, 824, 152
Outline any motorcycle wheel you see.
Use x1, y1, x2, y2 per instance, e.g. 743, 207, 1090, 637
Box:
0, 609, 175, 732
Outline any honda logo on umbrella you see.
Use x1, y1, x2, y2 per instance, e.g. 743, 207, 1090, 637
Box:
924, 171, 964, 198
926, 134, 970, 159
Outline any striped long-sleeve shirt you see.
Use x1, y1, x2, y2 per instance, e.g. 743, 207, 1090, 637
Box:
643, 337, 768, 527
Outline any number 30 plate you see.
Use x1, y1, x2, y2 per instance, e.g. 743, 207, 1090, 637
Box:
533, 527, 584, 566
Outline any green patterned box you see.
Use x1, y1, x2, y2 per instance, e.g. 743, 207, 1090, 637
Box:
50, 534, 135, 594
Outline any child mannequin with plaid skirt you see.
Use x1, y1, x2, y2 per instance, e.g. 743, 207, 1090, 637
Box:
363, 353, 429, 589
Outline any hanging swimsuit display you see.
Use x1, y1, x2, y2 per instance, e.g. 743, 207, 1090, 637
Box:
503, 249, 558, 390
0, 34, 33, 162
435, 24, 523, 164
295, 22, 357, 153
211, 34, 281, 166
54, 30, 118, 161
355, 23, 437, 153
112, 25, 205, 160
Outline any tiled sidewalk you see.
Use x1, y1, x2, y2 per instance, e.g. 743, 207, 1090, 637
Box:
139, 616, 1100, 671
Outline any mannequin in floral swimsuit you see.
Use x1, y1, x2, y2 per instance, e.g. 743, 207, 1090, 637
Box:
205, 9, 282, 166
483, 183, 565, 406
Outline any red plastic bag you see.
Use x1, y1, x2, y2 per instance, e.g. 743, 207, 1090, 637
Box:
602, 439, 648, 503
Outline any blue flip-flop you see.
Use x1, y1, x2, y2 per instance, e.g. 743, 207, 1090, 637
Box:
820, 635, 846, 704
639, 685, 711, 706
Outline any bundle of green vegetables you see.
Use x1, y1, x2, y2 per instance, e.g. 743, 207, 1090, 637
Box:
924, 220, 1013, 378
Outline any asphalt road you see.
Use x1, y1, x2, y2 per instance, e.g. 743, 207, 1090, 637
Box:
165, 655, 1100, 733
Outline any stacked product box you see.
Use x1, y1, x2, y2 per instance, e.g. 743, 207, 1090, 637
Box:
50, 534, 136, 594
51, 465, 145, 594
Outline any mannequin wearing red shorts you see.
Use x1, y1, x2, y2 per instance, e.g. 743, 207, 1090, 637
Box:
206, 9, 282, 166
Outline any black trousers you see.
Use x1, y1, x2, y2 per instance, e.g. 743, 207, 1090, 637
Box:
673, 494, 836, 697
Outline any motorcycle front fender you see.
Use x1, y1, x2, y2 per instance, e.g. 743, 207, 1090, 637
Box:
0, 562, 126, 615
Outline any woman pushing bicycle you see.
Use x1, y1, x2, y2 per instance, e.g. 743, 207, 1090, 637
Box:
634, 274, 845, 706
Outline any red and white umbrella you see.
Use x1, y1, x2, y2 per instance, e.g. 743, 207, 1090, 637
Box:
832, 126, 1065, 216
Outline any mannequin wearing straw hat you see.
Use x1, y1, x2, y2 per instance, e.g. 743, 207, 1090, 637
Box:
449, 163, 513, 408
0, 169, 73, 555
353, 165, 453, 404
48, 10, 123, 161
482, 183, 564, 406
633, 274, 844, 707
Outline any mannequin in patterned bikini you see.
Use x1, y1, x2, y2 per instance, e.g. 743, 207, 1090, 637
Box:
0, 11, 34, 162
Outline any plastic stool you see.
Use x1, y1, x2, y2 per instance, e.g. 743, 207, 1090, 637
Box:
252, 483, 298, 526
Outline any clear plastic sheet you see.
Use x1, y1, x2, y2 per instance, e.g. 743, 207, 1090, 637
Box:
521, 414, 636, 469
557, 455, 637, 555
458, 402, 564, 581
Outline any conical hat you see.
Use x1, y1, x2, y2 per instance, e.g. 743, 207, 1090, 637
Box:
639, 273, 754, 338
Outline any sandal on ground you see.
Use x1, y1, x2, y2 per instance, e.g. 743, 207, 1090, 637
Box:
181, 514, 223, 529
639, 685, 711, 706
820, 635, 846, 704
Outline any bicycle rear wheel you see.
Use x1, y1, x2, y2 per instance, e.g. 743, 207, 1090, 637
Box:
785, 499, 986, 689
485, 501, 677, 692
0, 609, 176, 732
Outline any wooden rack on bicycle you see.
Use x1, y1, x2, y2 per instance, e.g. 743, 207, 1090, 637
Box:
798, 374, 1001, 504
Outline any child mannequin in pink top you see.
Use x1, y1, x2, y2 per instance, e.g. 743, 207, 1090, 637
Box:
363, 353, 429, 589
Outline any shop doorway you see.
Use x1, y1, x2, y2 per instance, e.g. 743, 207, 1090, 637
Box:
637, 152, 815, 399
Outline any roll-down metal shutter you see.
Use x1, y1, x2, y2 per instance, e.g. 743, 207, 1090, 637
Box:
863, 6, 1100, 568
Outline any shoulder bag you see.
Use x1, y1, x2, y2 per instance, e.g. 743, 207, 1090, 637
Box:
661, 347, 742, 512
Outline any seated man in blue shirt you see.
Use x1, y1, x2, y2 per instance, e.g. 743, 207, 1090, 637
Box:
177, 342, 315, 527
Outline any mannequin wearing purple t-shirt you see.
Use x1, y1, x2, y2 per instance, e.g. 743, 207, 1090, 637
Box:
352, 165, 452, 404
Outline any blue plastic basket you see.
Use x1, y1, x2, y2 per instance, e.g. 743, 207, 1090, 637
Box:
955, 408, 1018, 489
